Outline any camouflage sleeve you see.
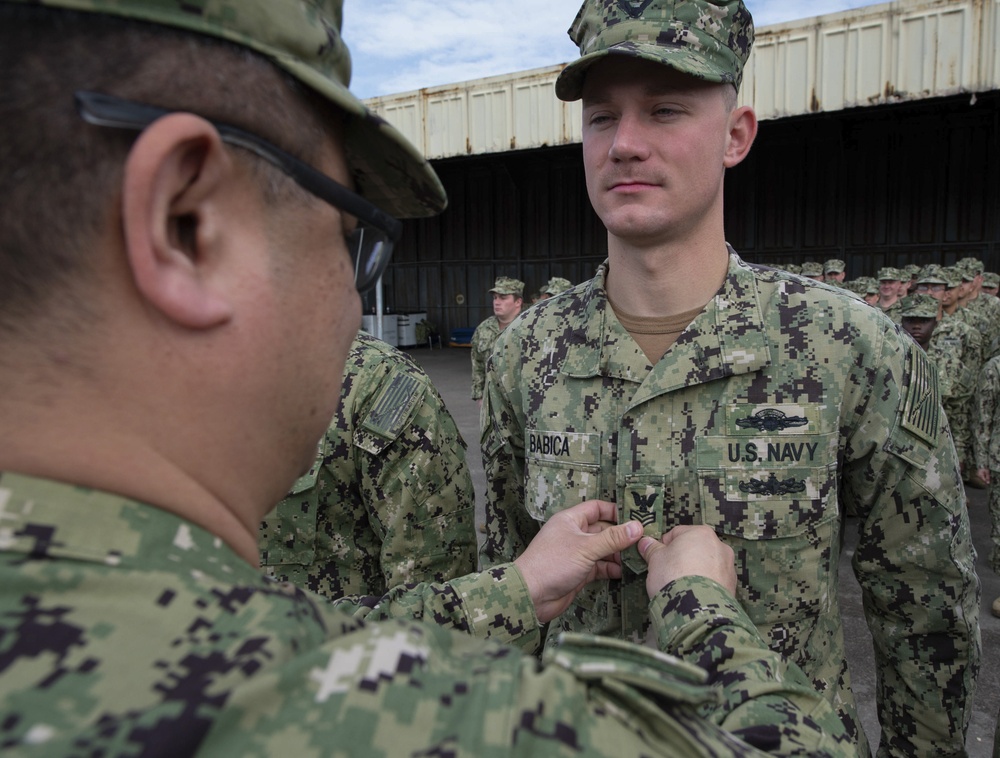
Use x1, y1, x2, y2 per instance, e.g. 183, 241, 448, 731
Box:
649, 576, 853, 755
841, 323, 981, 757
353, 365, 477, 589
479, 330, 542, 568
470, 322, 488, 400
327, 563, 542, 653
218, 599, 852, 757
973, 358, 1000, 471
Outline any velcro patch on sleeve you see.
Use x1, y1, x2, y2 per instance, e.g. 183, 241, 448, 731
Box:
362, 371, 423, 440
900, 344, 940, 446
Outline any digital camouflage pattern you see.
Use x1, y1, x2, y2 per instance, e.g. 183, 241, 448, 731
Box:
544, 277, 574, 296
972, 354, 1000, 574
930, 315, 981, 466
481, 252, 981, 757
5, 0, 446, 220
489, 276, 525, 296
470, 316, 502, 401
966, 292, 1000, 361
259, 331, 476, 599
0, 473, 855, 757
556, 0, 754, 101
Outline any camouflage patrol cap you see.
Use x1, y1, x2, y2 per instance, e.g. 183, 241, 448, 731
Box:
877, 267, 901, 282
861, 277, 880, 296
983, 272, 1000, 288
900, 294, 940, 319
11, 0, 446, 219
785, 263, 801, 275
543, 277, 573, 296
489, 276, 525, 297
556, 0, 754, 102
800, 261, 823, 277
941, 266, 964, 288
823, 259, 845, 274
904, 263, 921, 279
916, 264, 948, 285
958, 257, 984, 276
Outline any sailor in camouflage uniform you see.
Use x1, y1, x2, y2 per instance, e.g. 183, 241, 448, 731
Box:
875, 267, 904, 323
900, 294, 973, 453
972, 351, 1000, 617
481, 1, 980, 756
259, 330, 477, 598
0, 1, 856, 755
470, 276, 524, 402
914, 265, 982, 476
982, 271, 999, 298
957, 258, 1000, 361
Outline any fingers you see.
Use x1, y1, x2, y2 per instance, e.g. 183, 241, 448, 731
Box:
582, 520, 642, 562
560, 499, 618, 526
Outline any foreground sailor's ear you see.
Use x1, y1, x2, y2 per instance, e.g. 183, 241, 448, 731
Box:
723, 104, 757, 169
119, 113, 237, 330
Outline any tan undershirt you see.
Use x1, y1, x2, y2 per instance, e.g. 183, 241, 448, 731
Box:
608, 297, 705, 365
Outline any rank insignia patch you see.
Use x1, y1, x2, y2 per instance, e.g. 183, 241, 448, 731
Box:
617, 0, 655, 18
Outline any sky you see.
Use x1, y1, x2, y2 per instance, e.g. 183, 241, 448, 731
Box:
344, 0, 884, 99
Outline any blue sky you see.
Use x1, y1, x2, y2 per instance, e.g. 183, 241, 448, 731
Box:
343, 0, 884, 99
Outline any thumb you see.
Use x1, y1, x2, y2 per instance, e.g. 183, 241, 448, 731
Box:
584, 520, 642, 561
637, 535, 664, 565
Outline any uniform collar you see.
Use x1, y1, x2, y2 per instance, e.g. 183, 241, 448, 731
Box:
562, 251, 772, 395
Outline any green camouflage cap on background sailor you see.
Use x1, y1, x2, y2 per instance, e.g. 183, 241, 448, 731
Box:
983, 271, 1000, 289
543, 276, 573, 296
917, 264, 949, 285
904, 263, 921, 280
799, 261, 824, 278
942, 266, 965, 288
785, 263, 801, 275
959, 257, 985, 277
489, 276, 525, 297
7, 0, 446, 220
900, 294, 939, 319
823, 259, 846, 275
555, 0, 754, 101
877, 266, 901, 281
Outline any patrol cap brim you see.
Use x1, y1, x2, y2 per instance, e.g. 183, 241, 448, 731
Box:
556, 43, 736, 102
14, 0, 446, 220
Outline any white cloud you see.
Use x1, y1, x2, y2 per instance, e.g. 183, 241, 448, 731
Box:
343, 0, 883, 99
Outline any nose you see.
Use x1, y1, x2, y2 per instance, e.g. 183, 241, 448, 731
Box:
607, 111, 651, 163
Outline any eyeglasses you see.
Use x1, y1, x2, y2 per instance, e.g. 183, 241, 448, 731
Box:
74, 90, 401, 294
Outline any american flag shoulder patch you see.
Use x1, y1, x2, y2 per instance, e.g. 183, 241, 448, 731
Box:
362, 371, 423, 439
900, 344, 940, 446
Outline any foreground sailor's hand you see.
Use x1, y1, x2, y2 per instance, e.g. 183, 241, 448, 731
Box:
640, 525, 737, 598
514, 501, 642, 623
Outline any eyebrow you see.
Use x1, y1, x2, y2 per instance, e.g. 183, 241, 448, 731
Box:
582, 81, 702, 107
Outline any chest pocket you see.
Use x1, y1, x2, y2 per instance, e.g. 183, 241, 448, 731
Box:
695, 404, 839, 625
524, 428, 603, 521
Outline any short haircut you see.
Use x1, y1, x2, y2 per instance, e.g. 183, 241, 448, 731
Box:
0, 4, 336, 331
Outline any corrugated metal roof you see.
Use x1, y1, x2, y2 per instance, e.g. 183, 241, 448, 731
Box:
364, 0, 999, 160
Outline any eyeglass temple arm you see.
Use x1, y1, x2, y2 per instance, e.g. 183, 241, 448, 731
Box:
75, 91, 402, 243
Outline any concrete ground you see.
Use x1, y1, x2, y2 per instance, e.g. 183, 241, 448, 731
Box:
409, 344, 999, 756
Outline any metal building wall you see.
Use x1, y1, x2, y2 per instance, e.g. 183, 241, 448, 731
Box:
366, 0, 1000, 159
375, 90, 999, 340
